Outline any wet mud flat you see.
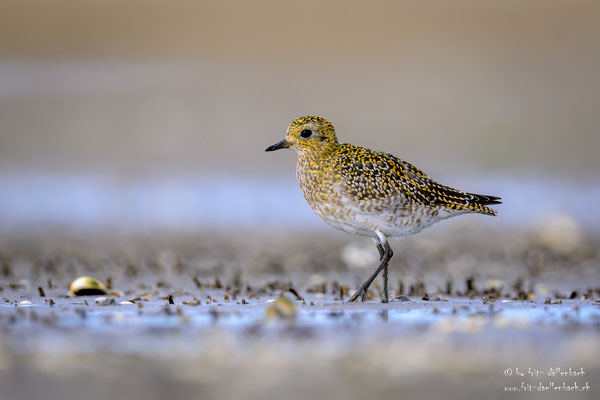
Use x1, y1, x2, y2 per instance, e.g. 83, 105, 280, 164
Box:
1, 224, 599, 400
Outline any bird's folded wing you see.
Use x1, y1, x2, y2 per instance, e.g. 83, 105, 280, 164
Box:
335, 146, 500, 215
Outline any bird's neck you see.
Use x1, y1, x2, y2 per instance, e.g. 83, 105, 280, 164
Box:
296, 144, 338, 167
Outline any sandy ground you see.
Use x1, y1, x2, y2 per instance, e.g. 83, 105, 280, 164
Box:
1, 225, 599, 400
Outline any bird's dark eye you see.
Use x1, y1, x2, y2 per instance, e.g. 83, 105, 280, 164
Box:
300, 129, 313, 138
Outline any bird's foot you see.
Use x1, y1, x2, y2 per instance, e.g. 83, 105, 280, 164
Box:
346, 282, 370, 303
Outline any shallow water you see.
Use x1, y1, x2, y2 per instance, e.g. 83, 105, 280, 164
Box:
1, 229, 599, 400
2, 292, 599, 356
2, 291, 599, 400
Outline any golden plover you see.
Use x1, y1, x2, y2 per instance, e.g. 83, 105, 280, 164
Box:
266, 116, 501, 303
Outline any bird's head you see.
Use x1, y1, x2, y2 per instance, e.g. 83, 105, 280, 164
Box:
265, 116, 339, 156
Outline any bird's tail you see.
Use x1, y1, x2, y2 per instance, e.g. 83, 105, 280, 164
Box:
465, 193, 502, 216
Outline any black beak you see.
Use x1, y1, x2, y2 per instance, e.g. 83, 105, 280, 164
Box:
265, 139, 289, 152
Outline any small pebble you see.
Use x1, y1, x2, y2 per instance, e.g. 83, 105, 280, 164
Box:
95, 297, 116, 306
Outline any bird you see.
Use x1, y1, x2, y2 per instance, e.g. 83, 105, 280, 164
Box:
265, 116, 501, 303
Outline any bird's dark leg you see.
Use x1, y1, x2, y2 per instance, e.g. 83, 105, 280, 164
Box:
375, 243, 389, 303
347, 238, 393, 303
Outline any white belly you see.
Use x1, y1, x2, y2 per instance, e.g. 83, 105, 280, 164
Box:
310, 199, 459, 239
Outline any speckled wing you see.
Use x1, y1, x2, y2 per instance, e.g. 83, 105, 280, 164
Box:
333, 144, 501, 215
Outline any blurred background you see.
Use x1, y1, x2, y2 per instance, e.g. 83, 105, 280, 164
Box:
2, 3, 600, 400
1, 0, 599, 232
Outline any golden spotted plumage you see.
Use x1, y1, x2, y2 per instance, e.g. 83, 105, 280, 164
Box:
266, 115, 501, 302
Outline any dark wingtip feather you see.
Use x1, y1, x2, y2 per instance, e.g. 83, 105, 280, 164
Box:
468, 193, 502, 205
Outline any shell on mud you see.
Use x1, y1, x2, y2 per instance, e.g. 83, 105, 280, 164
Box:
265, 295, 297, 320
69, 276, 108, 296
